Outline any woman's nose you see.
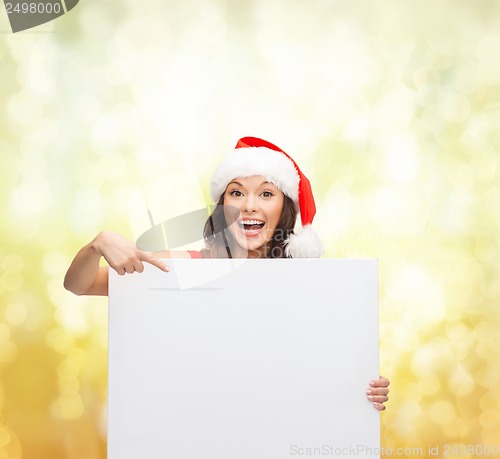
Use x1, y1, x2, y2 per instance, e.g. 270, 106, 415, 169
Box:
242, 195, 257, 213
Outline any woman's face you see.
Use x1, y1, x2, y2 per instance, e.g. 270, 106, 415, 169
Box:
223, 175, 285, 258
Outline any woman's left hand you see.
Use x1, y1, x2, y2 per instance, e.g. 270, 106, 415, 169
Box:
366, 376, 390, 411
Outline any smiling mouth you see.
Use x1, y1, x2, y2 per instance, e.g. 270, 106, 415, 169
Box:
237, 219, 265, 235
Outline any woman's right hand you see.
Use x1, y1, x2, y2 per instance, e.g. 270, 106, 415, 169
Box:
64, 231, 169, 296
94, 231, 169, 275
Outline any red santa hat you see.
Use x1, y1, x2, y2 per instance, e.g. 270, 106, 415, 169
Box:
210, 136, 323, 258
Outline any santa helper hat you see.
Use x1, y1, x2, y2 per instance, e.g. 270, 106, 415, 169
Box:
210, 136, 324, 258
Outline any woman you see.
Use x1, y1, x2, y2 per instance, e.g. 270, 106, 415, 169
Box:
64, 136, 390, 409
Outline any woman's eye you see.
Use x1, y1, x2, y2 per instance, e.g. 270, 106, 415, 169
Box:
261, 191, 274, 197
229, 190, 242, 197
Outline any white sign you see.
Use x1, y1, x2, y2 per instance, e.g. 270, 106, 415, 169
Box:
108, 259, 380, 459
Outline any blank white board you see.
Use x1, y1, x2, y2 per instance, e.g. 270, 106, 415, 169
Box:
108, 259, 380, 459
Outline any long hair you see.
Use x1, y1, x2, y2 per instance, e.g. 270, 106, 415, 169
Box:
201, 194, 297, 258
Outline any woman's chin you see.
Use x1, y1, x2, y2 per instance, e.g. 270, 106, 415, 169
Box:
232, 236, 269, 256
226, 225, 274, 257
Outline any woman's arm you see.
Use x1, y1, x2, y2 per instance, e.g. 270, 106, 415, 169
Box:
63, 231, 169, 296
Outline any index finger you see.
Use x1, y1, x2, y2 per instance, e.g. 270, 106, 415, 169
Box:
139, 252, 169, 272
370, 376, 390, 388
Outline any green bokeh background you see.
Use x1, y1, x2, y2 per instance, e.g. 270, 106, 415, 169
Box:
1, 1, 500, 458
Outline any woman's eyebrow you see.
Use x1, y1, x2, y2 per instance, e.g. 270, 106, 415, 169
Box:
227, 181, 243, 187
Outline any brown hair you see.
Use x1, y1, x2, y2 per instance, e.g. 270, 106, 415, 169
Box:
201, 194, 297, 258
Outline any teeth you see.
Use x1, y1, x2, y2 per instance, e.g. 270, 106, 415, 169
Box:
239, 220, 264, 225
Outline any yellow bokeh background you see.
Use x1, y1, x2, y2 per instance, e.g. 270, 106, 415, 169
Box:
1, 0, 500, 458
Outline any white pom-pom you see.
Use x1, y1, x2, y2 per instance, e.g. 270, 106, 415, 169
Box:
284, 225, 324, 258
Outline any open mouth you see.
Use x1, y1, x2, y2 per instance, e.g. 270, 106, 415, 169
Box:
237, 219, 265, 235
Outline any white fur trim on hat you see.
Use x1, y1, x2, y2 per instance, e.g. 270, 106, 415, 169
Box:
285, 225, 324, 258
210, 147, 300, 202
